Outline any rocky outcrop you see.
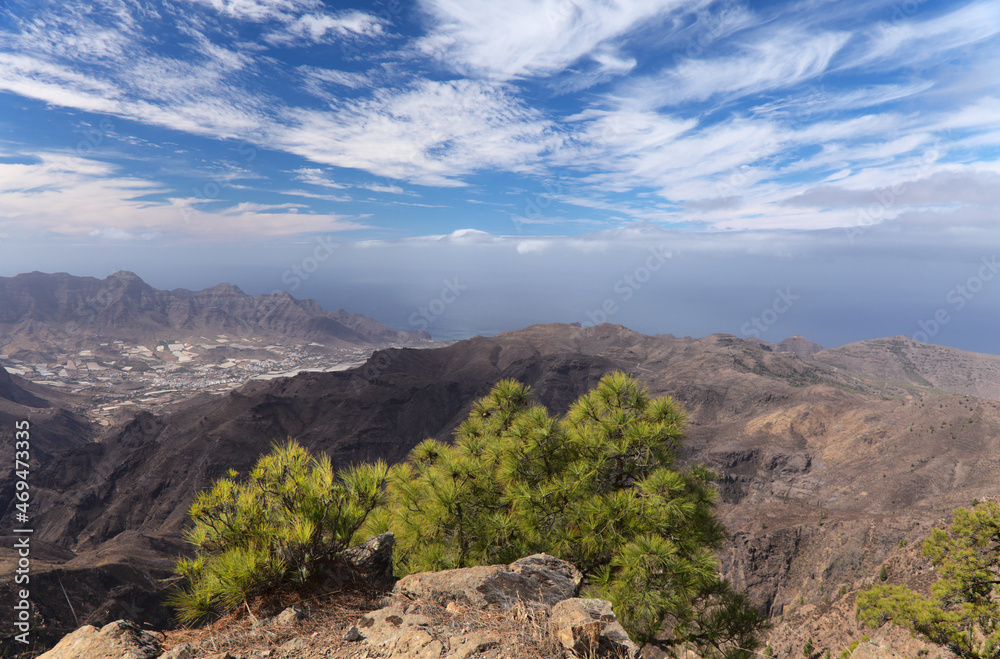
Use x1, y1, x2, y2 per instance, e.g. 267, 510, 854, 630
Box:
38, 620, 160, 658
392, 553, 583, 611
39, 551, 639, 659
351, 553, 639, 659
550, 598, 640, 659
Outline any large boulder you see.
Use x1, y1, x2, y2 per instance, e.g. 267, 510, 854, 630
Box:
355, 554, 640, 658
37, 620, 160, 659
393, 553, 583, 610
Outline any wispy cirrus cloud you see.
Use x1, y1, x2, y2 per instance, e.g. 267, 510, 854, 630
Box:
0, 0, 998, 245
416, 0, 707, 80
178, 0, 326, 23
848, 0, 1000, 70
624, 28, 850, 108
274, 79, 560, 186
0, 150, 367, 240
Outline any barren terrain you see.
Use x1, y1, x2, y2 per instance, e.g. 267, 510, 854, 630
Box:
3, 319, 1000, 657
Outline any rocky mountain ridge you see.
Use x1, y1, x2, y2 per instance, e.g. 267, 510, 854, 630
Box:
0, 271, 430, 358
3, 323, 1000, 657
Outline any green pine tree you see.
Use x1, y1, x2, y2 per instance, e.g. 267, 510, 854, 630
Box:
168, 440, 387, 625
856, 501, 1000, 659
365, 372, 768, 656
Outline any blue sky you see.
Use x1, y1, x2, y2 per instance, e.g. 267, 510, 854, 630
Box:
1, 0, 999, 351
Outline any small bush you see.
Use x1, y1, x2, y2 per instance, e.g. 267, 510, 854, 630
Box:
168, 440, 387, 625
840, 638, 862, 659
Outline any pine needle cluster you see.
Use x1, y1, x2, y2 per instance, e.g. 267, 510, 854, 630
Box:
169, 440, 387, 625
363, 372, 767, 655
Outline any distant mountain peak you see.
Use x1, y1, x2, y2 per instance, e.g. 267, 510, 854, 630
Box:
204, 281, 245, 295
109, 270, 143, 281
776, 335, 824, 357
0, 271, 430, 350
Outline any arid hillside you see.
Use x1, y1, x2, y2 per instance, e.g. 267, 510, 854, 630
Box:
3, 323, 999, 657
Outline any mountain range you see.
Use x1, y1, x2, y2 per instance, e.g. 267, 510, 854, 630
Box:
0, 271, 430, 359
2, 285, 1000, 656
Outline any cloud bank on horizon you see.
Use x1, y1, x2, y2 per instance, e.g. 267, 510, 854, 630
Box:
0, 0, 998, 351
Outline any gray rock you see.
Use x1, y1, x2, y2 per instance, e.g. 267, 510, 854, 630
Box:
550, 598, 641, 659
160, 643, 195, 659
344, 625, 363, 641
275, 606, 305, 625
38, 620, 161, 659
359, 554, 637, 658
341, 532, 396, 583
393, 552, 582, 611
279, 637, 309, 652
447, 630, 501, 659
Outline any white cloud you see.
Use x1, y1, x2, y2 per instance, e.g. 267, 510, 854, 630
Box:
635, 28, 850, 107
1, 0, 997, 243
273, 80, 559, 186
416, 0, 705, 79
359, 183, 407, 195
750, 81, 936, 118
0, 53, 123, 113
179, 0, 321, 23
291, 170, 408, 196
264, 11, 385, 45
0, 152, 368, 241
298, 65, 370, 97
516, 239, 549, 254
850, 0, 1000, 70
785, 170, 1000, 210
293, 168, 348, 189
277, 189, 353, 203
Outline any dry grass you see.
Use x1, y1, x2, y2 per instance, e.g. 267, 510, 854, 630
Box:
160, 583, 390, 657
159, 587, 579, 658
